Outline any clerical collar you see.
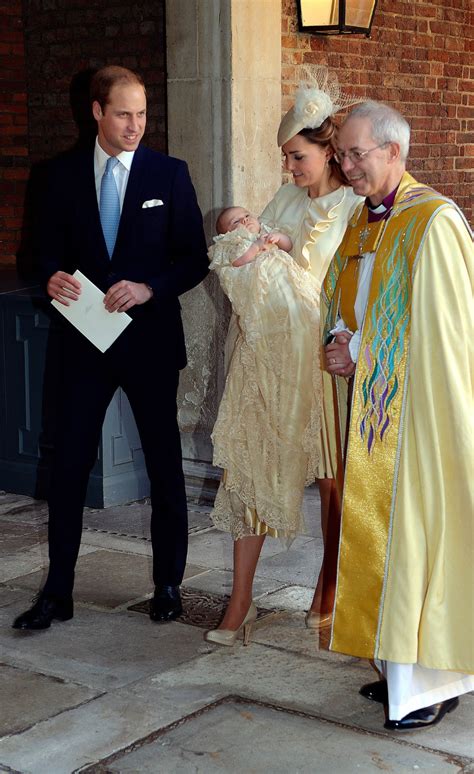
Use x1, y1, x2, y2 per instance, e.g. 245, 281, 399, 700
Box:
366, 186, 399, 223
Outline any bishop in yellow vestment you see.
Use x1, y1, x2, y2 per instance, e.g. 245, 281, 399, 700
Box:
322, 101, 473, 731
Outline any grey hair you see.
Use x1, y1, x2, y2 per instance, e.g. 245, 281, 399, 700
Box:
346, 100, 411, 162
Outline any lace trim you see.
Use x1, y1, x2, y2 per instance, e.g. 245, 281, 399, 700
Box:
209, 238, 323, 540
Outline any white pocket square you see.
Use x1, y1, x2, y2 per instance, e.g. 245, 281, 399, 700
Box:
142, 199, 164, 208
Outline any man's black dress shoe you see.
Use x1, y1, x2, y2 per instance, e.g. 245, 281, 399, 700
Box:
360, 680, 388, 704
149, 585, 182, 622
12, 593, 74, 630
384, 696, 459, 731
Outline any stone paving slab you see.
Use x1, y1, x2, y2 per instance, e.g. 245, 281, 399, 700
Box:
186, 528, 317, 576
0, 587, 25, 609
8, 550, 205, 609
0, 495, 48, 524
182, 568, 286, 601
81, 524, 214, 558
0, 646, 335, 774
55, 550, 155, 608
259, 583, 314, 611
257, 536, 322, 587
92, 698, 468, 774
0, 522, 45, 554
251, 609, 354, 663
300, 483, 322, 538
82, 499, 152, 538
149, 644, 474, 759
0, 512, 98, 589
83, 501, 213, 538
0, 545, 49, 586
0, 604, 206, 691
81, 530, 153, 556
186, 528, 234, 571
0, 494, 213, 539
0, 663, 100, 737
0, 491, 33, 508
1, 644, 471, 773
1, 543, 93, 588
0, 521, 49, 586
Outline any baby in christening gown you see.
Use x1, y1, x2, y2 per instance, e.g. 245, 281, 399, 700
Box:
208, 206, 322, 541
215, 206, 294, 265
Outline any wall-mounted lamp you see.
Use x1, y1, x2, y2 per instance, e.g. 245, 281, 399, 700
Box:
297, 0, 378, 36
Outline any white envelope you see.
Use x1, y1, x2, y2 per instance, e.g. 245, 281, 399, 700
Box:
142, 199, 163, 208
51, 270, 132, 353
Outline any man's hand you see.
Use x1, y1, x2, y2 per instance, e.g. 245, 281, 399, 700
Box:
104, 280, 153, 313
325, 331, 356, 377
47, 271, 82, 306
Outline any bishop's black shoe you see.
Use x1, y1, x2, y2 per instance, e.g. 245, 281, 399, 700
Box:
384, 697, 459, 731
12, 592, 74, 630
149, 585, 182, 622
359, 680, 388, 704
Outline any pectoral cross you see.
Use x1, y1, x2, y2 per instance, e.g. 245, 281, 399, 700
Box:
358, 226, 371, 254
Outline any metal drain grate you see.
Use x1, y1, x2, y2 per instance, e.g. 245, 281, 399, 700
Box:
128, 586, 277, 629
83, 507, 213, 541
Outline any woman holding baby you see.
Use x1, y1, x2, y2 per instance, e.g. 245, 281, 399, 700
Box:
205, 67, 363, 646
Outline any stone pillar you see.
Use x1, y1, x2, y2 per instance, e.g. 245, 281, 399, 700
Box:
166, 0, 282, 499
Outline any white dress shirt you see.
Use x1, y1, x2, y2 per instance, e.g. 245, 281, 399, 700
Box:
331, 250, 376, 362
94, 138, 135, 212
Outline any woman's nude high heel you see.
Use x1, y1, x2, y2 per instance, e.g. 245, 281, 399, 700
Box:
305, 611, 333, 630
204, 601, 257, 647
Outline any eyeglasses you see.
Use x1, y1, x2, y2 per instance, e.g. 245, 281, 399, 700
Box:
334, 142, 390, 165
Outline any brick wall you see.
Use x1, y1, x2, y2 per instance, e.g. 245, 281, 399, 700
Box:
1, 1, 471, 267
24, 0, 167, 165
0, 0, 166, 267
0, 3, 29, 266
282, 0, 473, 223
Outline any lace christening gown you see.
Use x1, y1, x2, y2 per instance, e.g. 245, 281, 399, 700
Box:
208, 226, 322, 540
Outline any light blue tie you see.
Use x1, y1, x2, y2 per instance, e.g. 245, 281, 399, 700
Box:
100, 156, 120, 258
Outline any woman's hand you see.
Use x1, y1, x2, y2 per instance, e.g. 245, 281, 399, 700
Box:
325, 331, 356, 377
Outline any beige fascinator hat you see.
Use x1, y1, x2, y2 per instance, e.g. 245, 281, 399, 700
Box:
278, 65, 362, 147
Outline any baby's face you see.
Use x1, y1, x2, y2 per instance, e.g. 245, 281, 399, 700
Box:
222, 207, 260, 235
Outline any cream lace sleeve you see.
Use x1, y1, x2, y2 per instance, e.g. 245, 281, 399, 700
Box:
208, 228, 256, 269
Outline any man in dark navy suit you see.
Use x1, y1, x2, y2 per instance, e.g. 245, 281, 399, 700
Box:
13, 66, 209, 630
